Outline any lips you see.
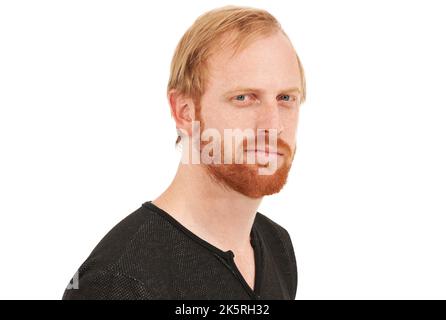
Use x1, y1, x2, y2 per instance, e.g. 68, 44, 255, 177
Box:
244, 149, 284, 156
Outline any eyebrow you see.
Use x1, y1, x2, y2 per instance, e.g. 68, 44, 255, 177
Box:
224, 86, 301, 96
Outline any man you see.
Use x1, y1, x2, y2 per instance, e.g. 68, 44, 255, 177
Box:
63, 5, 306, 300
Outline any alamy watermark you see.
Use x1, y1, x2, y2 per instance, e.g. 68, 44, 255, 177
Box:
65, 270, 79, 290
177, 121, 283, 175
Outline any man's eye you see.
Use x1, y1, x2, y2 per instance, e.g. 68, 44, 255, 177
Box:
278, 94, 295, 102
235, 94, 248, 101
232, 94, 255, 105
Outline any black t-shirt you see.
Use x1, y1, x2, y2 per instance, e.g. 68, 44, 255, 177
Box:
62, 201, 298, 300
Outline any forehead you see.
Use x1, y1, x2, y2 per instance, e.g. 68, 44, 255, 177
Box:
206, 32, 302, 92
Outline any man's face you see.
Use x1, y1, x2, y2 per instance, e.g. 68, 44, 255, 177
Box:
195, 31, 303, 198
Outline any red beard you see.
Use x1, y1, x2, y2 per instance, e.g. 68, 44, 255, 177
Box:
200, 129, 296, 199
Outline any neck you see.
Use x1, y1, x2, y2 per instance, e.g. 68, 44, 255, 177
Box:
152, 162, 262, 253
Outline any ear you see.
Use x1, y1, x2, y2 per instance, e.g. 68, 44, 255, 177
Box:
167, 89, 196, 137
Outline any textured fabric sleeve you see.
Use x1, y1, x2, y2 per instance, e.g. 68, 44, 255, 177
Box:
273, 225, 298, 299
284, 228, 298, 298
62, 269, 151, 300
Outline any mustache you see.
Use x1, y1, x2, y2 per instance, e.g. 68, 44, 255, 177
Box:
241, 137, 292, 157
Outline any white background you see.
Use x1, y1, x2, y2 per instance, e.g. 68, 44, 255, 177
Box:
1, 0, 445, 300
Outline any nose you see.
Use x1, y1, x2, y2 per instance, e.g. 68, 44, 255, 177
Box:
256, 101, 284, 136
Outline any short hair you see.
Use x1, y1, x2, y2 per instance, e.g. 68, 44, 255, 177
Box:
167, 5, 306, 145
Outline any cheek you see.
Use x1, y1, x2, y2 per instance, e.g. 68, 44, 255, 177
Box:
281, 108, 299, 128
280, 109, 299, 140
201, 109, 231, 133
200, 103, 257, 132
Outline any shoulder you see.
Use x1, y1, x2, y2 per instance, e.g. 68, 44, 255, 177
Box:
62, 203, 174, 300
255, 212, 296, 257
62, 268, 151, 300
254, 212, 298, 298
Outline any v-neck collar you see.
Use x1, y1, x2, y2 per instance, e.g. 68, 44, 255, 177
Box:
142, 200, 263, 299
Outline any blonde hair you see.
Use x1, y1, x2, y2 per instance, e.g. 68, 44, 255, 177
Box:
168, 5, 306, 144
